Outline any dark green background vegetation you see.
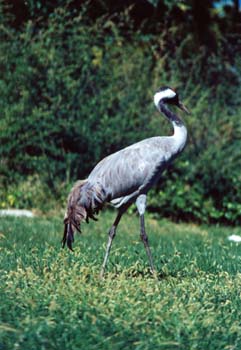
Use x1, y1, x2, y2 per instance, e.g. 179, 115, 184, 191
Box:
0, 0, 240, 224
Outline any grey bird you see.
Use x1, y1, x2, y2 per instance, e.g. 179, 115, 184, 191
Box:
62, 86, 189, 277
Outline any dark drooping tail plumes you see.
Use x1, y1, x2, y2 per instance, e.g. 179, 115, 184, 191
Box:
62, 180, 106, 250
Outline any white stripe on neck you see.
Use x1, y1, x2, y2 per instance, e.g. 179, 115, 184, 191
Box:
172, 123, 187, 153
154, 89, 176, 108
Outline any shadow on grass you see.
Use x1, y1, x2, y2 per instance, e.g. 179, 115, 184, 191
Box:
101, 265, 189, 281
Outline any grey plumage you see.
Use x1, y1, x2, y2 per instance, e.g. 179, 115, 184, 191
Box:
62, 86, 189, 277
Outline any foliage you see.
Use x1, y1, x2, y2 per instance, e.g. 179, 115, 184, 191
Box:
0, 0, 240, 224
0, 213, 241, 349
0, 175, 65, 212
0, 4, 154, 185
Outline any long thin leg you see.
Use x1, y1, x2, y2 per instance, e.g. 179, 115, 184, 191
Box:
100, 207, 126, 279
136, 195, 155, 274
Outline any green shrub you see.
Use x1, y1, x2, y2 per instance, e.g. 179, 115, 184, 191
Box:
0, 1, 240, 224
0, 175, 58, 211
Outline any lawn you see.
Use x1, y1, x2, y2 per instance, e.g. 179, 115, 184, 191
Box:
0, 211, 240, 350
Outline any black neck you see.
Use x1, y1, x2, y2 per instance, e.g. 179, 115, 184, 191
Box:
159, 101, 183, 127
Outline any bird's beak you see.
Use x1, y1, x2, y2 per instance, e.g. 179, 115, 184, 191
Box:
178, 101, 190, 114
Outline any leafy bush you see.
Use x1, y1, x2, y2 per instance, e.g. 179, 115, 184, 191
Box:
0, 1, 240, 224
0, 175, 63, 212
0, 6, 154, 185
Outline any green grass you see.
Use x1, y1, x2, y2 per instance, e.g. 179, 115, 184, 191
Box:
0, 211, 240, 350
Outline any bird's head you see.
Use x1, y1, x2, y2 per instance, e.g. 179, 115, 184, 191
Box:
154, 86, 190, 114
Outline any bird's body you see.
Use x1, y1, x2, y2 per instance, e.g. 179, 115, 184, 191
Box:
62, 86, 189, 277
88, 126, 187, 208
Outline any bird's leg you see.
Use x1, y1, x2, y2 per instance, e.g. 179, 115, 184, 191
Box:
140, 215, 155, 274
136, 195, 155, 275
100, 208, 126, 279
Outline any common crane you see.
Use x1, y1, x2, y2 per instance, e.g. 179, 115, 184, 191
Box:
62, 86, 189, 277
